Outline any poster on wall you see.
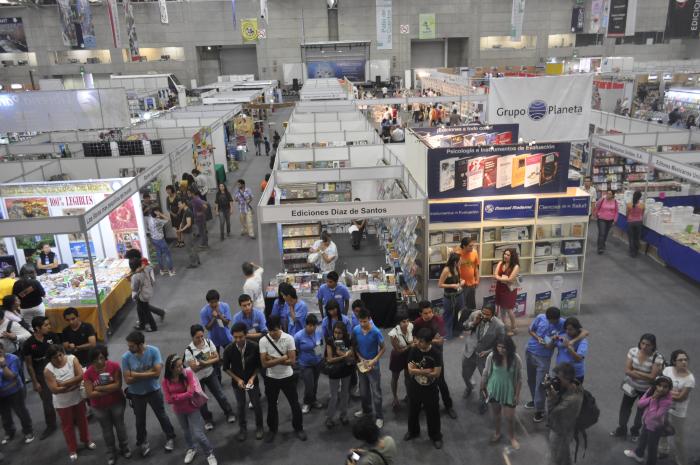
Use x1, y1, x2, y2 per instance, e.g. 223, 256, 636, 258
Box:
62, 207, 94, 260
665, 0, 700, 38
589, 0, 604, 33
510, 0, 526, 40
4, 197, 49, 219
158, 0, 169, 24
307, 60, 366, 82
427, 142, 571, 199
606, 0, 628, 37
479, 274, 582, 316
418, 13, 435, 39
487, 74, 593, 141
413, 124, 519, 148
240, 18, 258, 42
376, 0, 393, 50
108, 197, 142, 258
124, 0, 140, 58
55, 0, 96, 49
193, 127, 216, 188
0, 18, 28, 52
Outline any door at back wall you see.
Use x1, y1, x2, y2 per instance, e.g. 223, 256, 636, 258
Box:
410, 39, 445, 69
220, 45, 259, 78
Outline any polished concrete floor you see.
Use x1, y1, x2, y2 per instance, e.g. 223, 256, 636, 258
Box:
10, 106, 700, 465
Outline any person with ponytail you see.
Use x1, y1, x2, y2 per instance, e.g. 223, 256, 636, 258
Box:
626, 190, 645, 257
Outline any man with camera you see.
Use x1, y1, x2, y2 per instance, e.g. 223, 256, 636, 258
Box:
545, 363, 583, 465
461, 306, 505, 398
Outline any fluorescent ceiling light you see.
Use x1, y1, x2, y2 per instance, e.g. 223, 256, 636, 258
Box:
10, 83, 22, 90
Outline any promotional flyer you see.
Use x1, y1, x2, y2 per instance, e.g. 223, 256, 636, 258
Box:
413, 124, 519, 149
428, 142, 571, 199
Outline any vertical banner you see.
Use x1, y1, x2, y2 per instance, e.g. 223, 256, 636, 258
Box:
606, 0, 628, 37
589, 0, 604, 32
625, 0, 637, 35
56, 0, 77, 48
376, 0, 393, 50
418, 13, 436, 39
571, 7, 584, 32
240, 18, 258, 42
75, 0, 96, 48
665, 0, 700, 38
158, 0, 169, 24
601, 0, 611, 30
124, 0, 139, 59
487, 74, 593, 141
260, 0, 268, 24
106, 0, 122, 48
510, 0, 526, 40
231, 0, 236, 27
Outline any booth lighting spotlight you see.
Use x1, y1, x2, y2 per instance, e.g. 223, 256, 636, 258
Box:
207, 46, 212, 50
518, 137, 524, 143
10, 83, 22, 90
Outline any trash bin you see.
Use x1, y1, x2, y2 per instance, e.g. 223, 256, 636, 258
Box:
214, 164, 226, 184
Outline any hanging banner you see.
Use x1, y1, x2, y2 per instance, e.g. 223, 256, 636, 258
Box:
589, 0, 604, 32
510, 0, 526, 40
571, 7, 584, 32
487, 74, 593, 141
376, 0, 393, 50
625, 0, 637, 35
231, 0, 236, 27
429, 201, 482, 223
158, 0, 169, 24
106, 0, 122, 48
606, 0, 628, 37
601, 0, 611, 29
0, 17, 27, 52
426, 142, 571, 199
124, 0, 140, 58
665, 0, 700, 38
240, 18, 258, 42
418, 13, 435, 39
56, 0, 77, 48
260, 0, 268, 24
75, 0, 96, 48
413, 124, 519, 148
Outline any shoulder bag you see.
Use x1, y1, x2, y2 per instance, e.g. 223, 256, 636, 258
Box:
188, 371, 209, 409
368, 449, 388, 465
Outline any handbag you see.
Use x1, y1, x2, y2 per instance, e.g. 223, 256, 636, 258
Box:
189, 374, 209, 409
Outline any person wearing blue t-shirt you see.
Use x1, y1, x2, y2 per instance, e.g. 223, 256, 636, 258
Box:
281, 287, 307, 336
525, 307, 589, 422
0, 345, 33, 443
232, 294, 268, 342
294, 315, 324, 414
199, 290, 233, 351
352, 308, 385, 428
270, 284, 287, 320
555, 317, 588, 383
316, 271, 350, 318
320, 300, 351, 342
121, 331, 176, 457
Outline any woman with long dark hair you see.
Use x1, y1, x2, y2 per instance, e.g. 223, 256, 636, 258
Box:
595, 189, 619, 254
162, 354, 217, 465
480, 335, 522, 450
626, 190, 645, 257
325, 321, 354, 428
494, 248, 520, 337
611, 333, 664, 441
438, 253, 464, 339
214, 183, 234, 241
659, 349, 694, 465
166, 185, 184, 248
12, 264, 45, 322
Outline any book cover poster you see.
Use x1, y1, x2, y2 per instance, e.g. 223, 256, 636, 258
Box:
524, 153, 543, 187
540, 152, 560, 185
455, 158, 469, 189
439, 157, 457, 192
496, 155, 514, 189
560, 289, 578, 314
534, 291, 552, 315
482, 155, 499, 188
511, 154, 527, 188
515, 292, 527, 317
467, 157, 484, 191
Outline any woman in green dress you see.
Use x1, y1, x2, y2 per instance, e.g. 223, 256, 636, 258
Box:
480, 335, 522, 450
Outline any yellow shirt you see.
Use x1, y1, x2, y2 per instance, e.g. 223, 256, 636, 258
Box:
0, 277, 16, 300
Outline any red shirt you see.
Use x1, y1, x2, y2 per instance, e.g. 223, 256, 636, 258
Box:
84, 360, 124, 409
412, 315, 446, 343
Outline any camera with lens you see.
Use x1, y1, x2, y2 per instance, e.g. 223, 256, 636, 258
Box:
542, 374, 562, 392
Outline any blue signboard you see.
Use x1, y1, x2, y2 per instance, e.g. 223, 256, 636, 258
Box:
537, 196, 590, 217
307, 60, 366, 82
429, 201, 482, 223
483, 198, 536, 220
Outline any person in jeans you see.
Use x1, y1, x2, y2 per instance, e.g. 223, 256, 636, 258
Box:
121, 331, 176, 457
660, 350, 695, 465
259, 316, 305, 443
129, 258, 159, 332
83, 345, 130, 465
44, 345, 94, 461
353, 308, 386, 429
214, 183, 233, 240
234, 179, 255, 239
294, 314, 324, 414
188, 189, 209, 249
457, 238, 479, 315
626, 190, 645, 257
199, 290, 233, 355
242, 263, 265, 314
595, 189, 619, 254
438, 253, 464, 340
611, 333, 665, 441
148, 208, 175, 276
325, 322, 353, 428
388, 312, 412, 410
231, 294, 268, 343
223, 322, 264, 442
184, 324, 236, 431
162, 355, 218, 465
177, 198, 200, 269
623, 376, 673, 465
23, 316, 59, 439
0, 345, 34, 446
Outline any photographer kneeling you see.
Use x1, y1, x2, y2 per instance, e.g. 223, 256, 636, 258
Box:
545, 363, 583, 465
346, 416, 395, 465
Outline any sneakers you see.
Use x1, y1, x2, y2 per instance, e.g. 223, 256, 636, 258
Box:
312, 401, 323, 409
302, 404, 311, 414
160, 270, 167, 276
524, 401, 535, 409
433, 439, 443, 449
624, 450, 644, 463
206, 454, 217, 465
85, 442, 97, 450
108, 457, 116, 465
69, 453, 78, 462
1, 434, 13, 445
169, 270, 176, 277
533, 412, 545, 423
204, 422, 214, 431
164, 438, 175, 452
375, 419, 384, 429
226, 414, 236, 424
140, 441, 151, 457
184, 448, 197, 464
354, 410, 365, 418
255, 429, 264, 440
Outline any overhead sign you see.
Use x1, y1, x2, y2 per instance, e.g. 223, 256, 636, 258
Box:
591, 135, 650, 163
413, 124, 519, 148
571, 7, 585, 32
538, 196, 590, 217
84, 180, 138, 230
607, 0, 628, 36
259, 199, 424, 223
429, 201, 482, 223
488, 74, 593, 142
651, 155, 700, 184
665, 0, 700, 38
483, 198, 536, 220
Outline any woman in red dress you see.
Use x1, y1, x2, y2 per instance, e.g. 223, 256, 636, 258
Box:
494, 248, 520, 337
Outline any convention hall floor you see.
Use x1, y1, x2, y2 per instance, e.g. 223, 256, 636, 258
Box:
14, 107, 700, 465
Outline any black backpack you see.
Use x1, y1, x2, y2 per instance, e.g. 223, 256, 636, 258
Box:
574, 388, 600, 462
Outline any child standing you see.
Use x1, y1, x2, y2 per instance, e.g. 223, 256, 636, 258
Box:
623, 376, 673, 465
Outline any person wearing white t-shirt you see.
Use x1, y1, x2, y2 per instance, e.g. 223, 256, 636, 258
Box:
309, 231, 338, 273
259, 316, 305, 443
242, 262, 265, 311
583, 177, 597, 218
659, 350, 694, 465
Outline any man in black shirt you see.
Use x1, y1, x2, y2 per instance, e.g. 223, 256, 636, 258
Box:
22, 316, 59, 439
176, 198, 200, 269
61, 307, 96, 367
35, 243, 61, 276
405, 327, 443, 449
222, 322, 263, 442
12, 265, 46, 322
